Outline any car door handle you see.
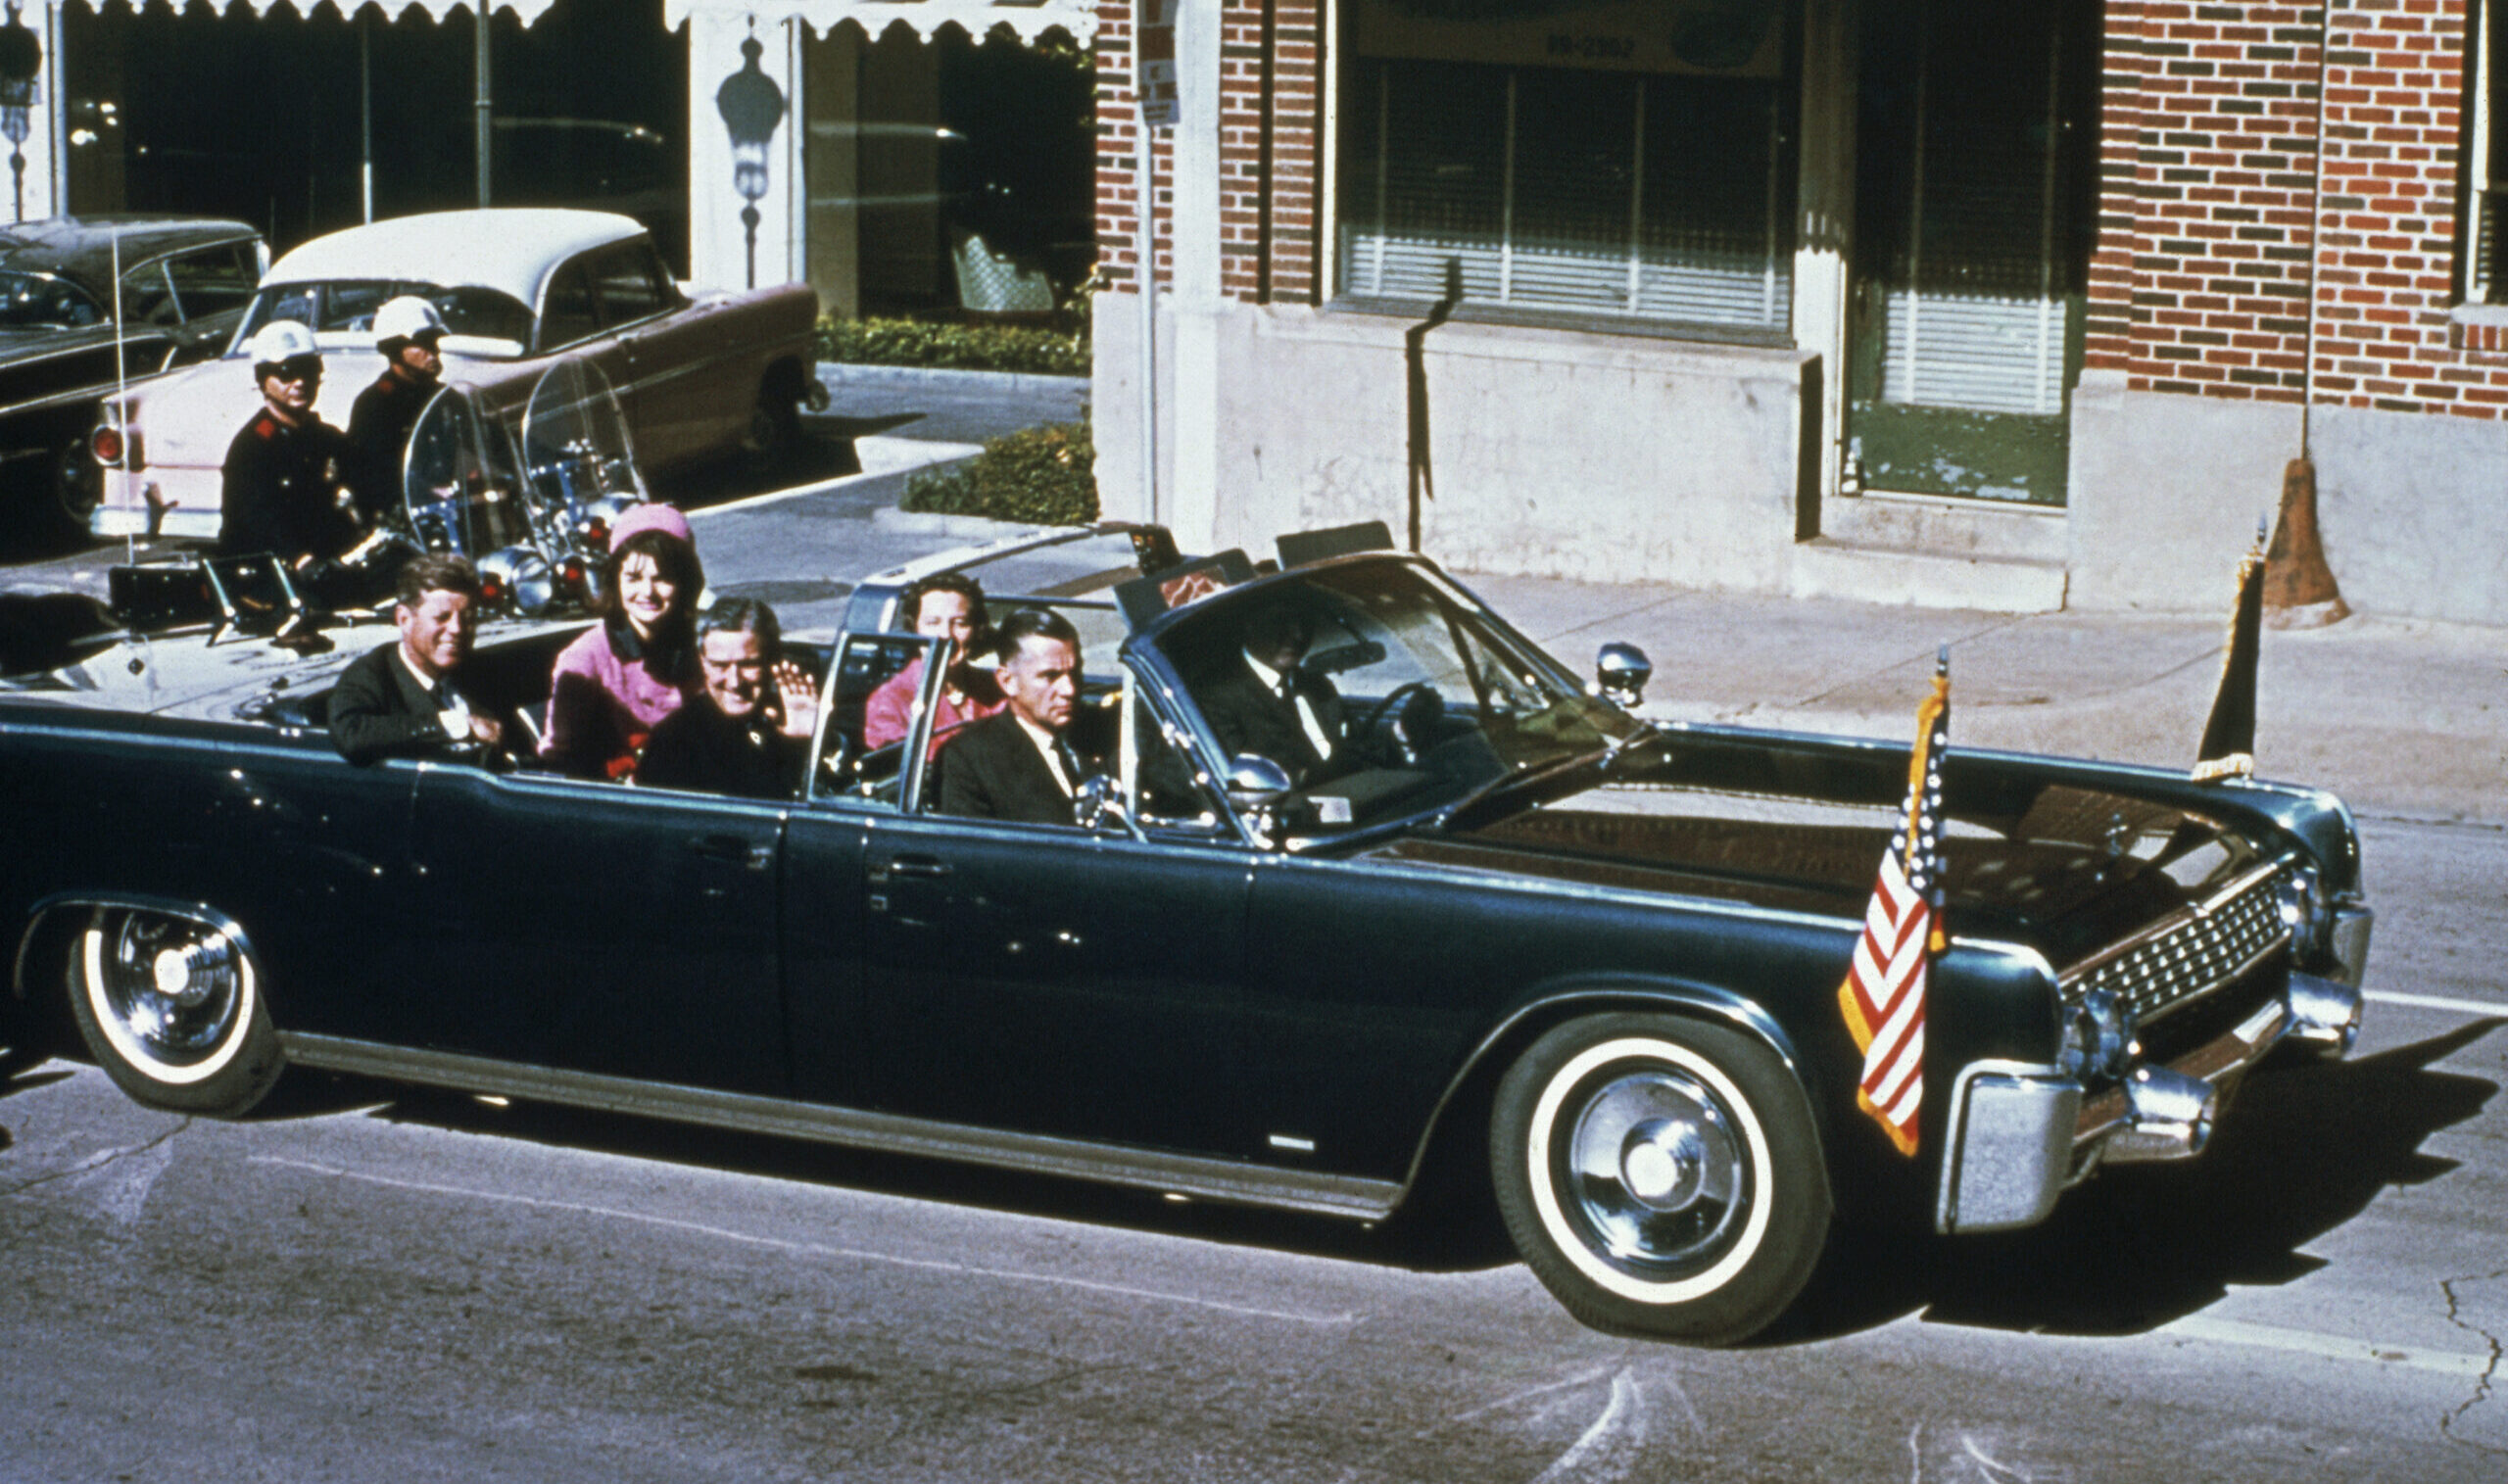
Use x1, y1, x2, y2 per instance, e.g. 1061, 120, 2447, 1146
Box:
690, 835, 774, 871
884, 855, 951, 879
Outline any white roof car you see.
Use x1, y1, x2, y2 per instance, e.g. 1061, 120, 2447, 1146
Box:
91, 209, 822, 542
262, 208, 643, 306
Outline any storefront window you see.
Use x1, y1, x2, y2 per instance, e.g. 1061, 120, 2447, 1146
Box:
1335, 1, 1795, 336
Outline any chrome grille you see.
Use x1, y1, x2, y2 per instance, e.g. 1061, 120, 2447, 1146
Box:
2062, 862, 2291, 1023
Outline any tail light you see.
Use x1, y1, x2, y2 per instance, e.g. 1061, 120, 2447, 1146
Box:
92, 425, 127, 467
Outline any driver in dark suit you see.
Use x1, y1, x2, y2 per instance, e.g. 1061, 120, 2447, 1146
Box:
934, 608, 1103, 825
1195, 601, 1344, 786
329, 553, 515, 765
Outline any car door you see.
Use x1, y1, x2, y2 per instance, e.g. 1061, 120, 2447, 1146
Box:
596, 241, 725, 466
829, 650, 1257, 1156
403, 759, 787, 1095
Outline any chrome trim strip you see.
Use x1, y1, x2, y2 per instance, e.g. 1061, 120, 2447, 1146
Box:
276, 1033, 1404, 1221
2072, 997, 2289, 1150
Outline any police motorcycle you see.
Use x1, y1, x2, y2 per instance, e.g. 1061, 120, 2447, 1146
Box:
400, 357, 648, 617
100, 355, 647, 645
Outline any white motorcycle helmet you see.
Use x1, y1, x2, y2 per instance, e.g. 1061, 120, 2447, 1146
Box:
247, 318, 321, 372
372, 295, 448, 351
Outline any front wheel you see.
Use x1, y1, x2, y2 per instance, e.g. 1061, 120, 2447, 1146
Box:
67, 908, 283, 1117
1491, 1013, 1830, 1344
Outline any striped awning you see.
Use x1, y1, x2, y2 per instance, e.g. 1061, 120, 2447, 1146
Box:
60, 2, 560, 22
663, 0, 1095, 46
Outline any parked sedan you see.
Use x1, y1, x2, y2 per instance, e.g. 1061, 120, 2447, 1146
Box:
0, 525, 2371, 1344
89, 209, 821, 542
0, 215, 265, 542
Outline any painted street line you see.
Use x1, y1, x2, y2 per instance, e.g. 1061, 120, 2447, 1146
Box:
2366, 989, 2507, 1020
2168, 1315, 2493, 1378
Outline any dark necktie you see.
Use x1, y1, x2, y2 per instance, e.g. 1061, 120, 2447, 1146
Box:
1055, 736, 1085, 793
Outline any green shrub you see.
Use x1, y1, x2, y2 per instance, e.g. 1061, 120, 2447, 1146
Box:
902, 420, 1098, 527
818, 316, 1090, 377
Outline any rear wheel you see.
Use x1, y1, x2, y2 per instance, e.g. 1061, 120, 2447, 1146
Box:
67, 908, 283, 1117
1491, 1013, 1830, 1344
43, 439, 101, 548
742, 370, 808, 473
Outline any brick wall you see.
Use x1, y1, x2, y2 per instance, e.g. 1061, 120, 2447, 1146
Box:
2090, 1, 2508, 418
1094, 3, 1170, 292
1095, 0, 1323, 301
2314, 1, 2508, 409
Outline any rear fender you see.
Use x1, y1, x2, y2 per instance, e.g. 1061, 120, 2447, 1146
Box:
14, 892, 273, 1016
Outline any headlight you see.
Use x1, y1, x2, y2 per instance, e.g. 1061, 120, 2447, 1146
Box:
2057, 987, 2135, 1081
477, 546, 555, 616
2276, 862, 2329, 957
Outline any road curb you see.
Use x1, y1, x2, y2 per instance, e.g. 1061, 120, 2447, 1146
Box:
817, 362, 1089, 399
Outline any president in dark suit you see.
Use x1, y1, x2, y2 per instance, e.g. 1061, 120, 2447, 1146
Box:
329, 552, 512, 765
1196, 602, 1345, 785
935, 608, 1103, 825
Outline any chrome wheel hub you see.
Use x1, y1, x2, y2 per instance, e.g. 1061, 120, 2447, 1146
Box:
97, 916, 243, 1064
1567, 1069, 1747, 1270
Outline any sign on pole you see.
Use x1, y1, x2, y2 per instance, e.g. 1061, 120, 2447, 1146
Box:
1137, 0, 1179, 126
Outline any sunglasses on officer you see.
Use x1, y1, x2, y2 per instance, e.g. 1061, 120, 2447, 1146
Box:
263, 357, 323, 384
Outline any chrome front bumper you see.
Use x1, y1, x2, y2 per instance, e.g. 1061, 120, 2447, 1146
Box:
1937, 967, 2367, 1234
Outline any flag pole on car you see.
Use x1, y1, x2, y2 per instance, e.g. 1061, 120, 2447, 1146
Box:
2193, 518, 2267, 783
1836, 644, 1951, 1158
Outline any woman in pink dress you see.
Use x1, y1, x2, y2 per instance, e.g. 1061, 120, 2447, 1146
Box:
542, 503, 704, 779
862, 572, 1005, 751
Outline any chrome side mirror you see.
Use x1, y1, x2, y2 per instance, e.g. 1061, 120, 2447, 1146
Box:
1595, 643, 1652, 707
1224, 754, 1293, 809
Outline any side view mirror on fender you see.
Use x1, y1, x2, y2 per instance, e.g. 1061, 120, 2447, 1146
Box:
1596, 643, 1652, 707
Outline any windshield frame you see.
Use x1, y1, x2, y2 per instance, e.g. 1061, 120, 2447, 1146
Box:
1127, 552, 1644, 845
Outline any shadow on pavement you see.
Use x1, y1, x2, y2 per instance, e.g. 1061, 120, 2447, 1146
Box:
1777, 1018, 2504, 1344
650, 424, 867, 513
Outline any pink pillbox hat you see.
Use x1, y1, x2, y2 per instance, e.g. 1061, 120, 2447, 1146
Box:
607, 502, 694, 550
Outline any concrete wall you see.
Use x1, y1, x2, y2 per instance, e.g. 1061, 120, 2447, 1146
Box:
2313, 404, 2508, 628
1096, 297, 1814, 590
2066, 371, 2300, 612
2070, 373, 2508, 627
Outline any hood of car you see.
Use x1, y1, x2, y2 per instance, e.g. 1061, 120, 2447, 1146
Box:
1376, 767, 2270, 974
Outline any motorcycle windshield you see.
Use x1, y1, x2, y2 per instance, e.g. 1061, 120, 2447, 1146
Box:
520, 359, 647, 525
401, 386, 531, 556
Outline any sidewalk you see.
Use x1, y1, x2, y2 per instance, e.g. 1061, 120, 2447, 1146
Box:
1471, 572, 2506, 827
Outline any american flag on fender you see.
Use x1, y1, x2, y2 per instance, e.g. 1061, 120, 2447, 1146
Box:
1835, 646, 1952, 1158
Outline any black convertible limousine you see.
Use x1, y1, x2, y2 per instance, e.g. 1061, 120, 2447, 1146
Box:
0, 523, 2372, 1343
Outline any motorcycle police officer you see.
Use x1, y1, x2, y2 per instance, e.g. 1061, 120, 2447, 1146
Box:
345, 296, 448, 523
217, 318, 359, 572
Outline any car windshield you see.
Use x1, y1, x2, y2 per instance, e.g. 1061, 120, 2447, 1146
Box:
0, 269, 105, 329
237, 280, 536, 353
1152, 558, 1645, 830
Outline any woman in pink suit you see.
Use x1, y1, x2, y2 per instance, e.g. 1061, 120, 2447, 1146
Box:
543, 503, 704, 779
